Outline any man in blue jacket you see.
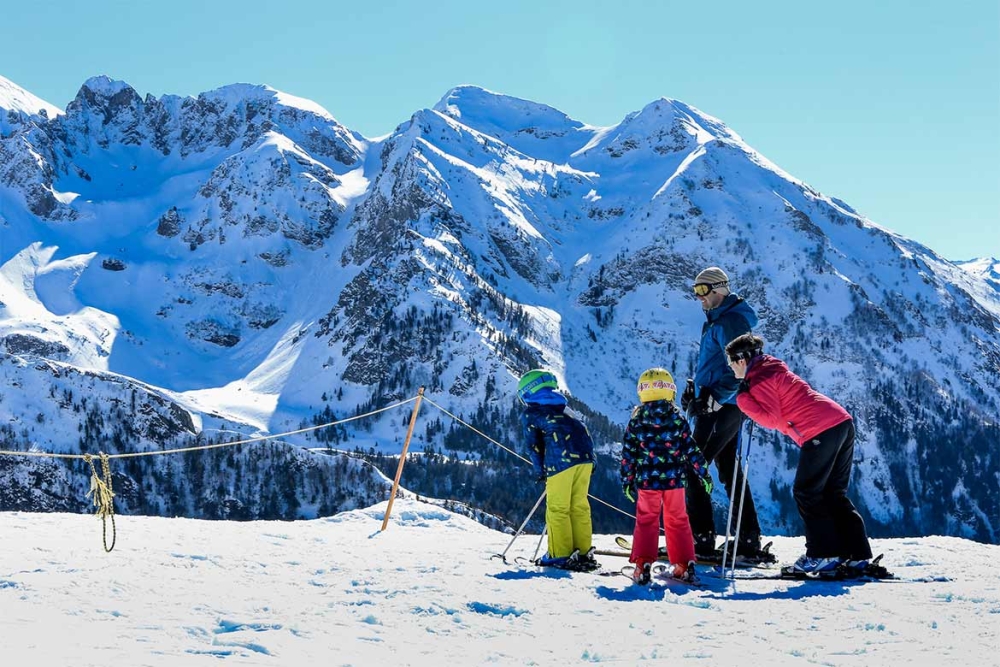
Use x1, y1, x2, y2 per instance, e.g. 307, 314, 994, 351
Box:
681, 267, 764, 560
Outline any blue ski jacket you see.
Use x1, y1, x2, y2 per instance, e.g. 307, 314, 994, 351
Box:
694, 293, 758, 405
520, 391, 595, 479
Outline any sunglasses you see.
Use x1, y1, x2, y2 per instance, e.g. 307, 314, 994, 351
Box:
728, 348, 760, 364
693, 281, 726, 297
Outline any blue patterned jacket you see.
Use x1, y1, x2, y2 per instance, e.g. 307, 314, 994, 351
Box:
520, 391, 595, 478
620, 399, 710, 491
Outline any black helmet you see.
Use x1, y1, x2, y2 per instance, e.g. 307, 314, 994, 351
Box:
726, 333, 764, 363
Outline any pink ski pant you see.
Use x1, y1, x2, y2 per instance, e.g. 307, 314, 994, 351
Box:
630, 488, 695, 567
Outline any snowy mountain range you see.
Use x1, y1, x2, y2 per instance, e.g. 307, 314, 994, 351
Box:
1, 74, 997, 542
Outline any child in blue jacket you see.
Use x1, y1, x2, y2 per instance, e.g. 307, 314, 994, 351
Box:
518, 369, 596, 569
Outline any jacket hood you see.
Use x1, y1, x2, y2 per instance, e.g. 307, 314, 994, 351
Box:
523, 387, 567, 408
707, 293, 759, 328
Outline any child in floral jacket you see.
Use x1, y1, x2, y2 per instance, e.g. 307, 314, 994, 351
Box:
621, 368, 713, 584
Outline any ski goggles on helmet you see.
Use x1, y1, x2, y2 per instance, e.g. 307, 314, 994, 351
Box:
693, 281, 727, 296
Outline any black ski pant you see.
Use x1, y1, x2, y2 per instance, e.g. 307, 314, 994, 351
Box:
685, 403, 761, 549
794, 418, 872, 560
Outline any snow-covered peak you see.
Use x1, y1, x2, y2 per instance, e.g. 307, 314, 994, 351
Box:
565, 99, 704, 166
79, 75, 134, 98
594, 98, 742, 153
0, 74, 62, 125
619, 98, 692, 132
199, 83, 338, 122
655, 98, 745, 143
431, 85, 592, 163
185, 83, 362, 164
48, 76, 363, 168
273, 90, 338, 121
434, 85, 584, 133
957, 257, 1000, 279
68, 75, 142, 118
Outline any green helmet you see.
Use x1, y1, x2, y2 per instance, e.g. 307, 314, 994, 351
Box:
517, 369, 559, 404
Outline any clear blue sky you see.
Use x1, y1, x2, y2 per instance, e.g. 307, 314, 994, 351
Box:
3, 0, 998, 260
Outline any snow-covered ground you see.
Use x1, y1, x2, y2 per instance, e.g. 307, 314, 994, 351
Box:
2, 499, 997, 666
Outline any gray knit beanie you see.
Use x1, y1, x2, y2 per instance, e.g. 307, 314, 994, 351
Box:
695, 266, 730, 291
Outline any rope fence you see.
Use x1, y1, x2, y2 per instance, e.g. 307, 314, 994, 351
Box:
0, 388, 634, 550
0, 396, 417, 461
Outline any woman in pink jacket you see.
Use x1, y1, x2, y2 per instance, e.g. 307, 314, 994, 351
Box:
725, 333, 873, 574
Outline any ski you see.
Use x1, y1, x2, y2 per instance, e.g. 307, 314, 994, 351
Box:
614, 536, 671, 558
613, 536, 778, 568
730, 571, 898, 583
651, 563, 703, 587
594, 548, 671, 560
536, 560, 624, 578
720, 555, 895, 582
510, 557, 624, 578
780, 554, 894, 581
698, 543, 779, 568
620, 563, 703, 587
513, 548, 620, 576
615, 535, 637, 551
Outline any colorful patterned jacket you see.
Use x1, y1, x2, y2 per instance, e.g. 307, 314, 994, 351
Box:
520, 391, 595, 479
620, 399, 710, 492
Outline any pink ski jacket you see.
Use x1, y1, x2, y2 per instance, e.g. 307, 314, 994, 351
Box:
735, 355, 851, 446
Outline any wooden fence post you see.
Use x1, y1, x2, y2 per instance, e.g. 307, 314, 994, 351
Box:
380, 387, 425, 531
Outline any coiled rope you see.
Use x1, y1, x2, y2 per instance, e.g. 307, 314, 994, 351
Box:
84, 453, 116, 552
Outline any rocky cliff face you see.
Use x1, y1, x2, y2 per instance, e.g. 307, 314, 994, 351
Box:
0, 77, 997, 540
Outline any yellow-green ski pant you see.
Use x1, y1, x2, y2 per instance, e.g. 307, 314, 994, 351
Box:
545, 463, 594, 558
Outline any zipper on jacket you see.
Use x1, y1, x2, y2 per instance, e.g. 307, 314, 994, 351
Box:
788, 422, 804, 439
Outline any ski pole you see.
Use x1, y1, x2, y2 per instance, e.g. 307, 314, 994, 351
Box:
719, 419, 742, 577
491, 489, 546, 564
728, 419, 755, 576
532, 524, 548, 562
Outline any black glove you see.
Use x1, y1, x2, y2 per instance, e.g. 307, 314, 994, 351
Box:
737, 379, 750, 394
681, 379, 695, 412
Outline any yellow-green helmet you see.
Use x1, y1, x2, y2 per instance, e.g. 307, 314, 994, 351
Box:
637, 368, 676, 403
517, 369, 559, 404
